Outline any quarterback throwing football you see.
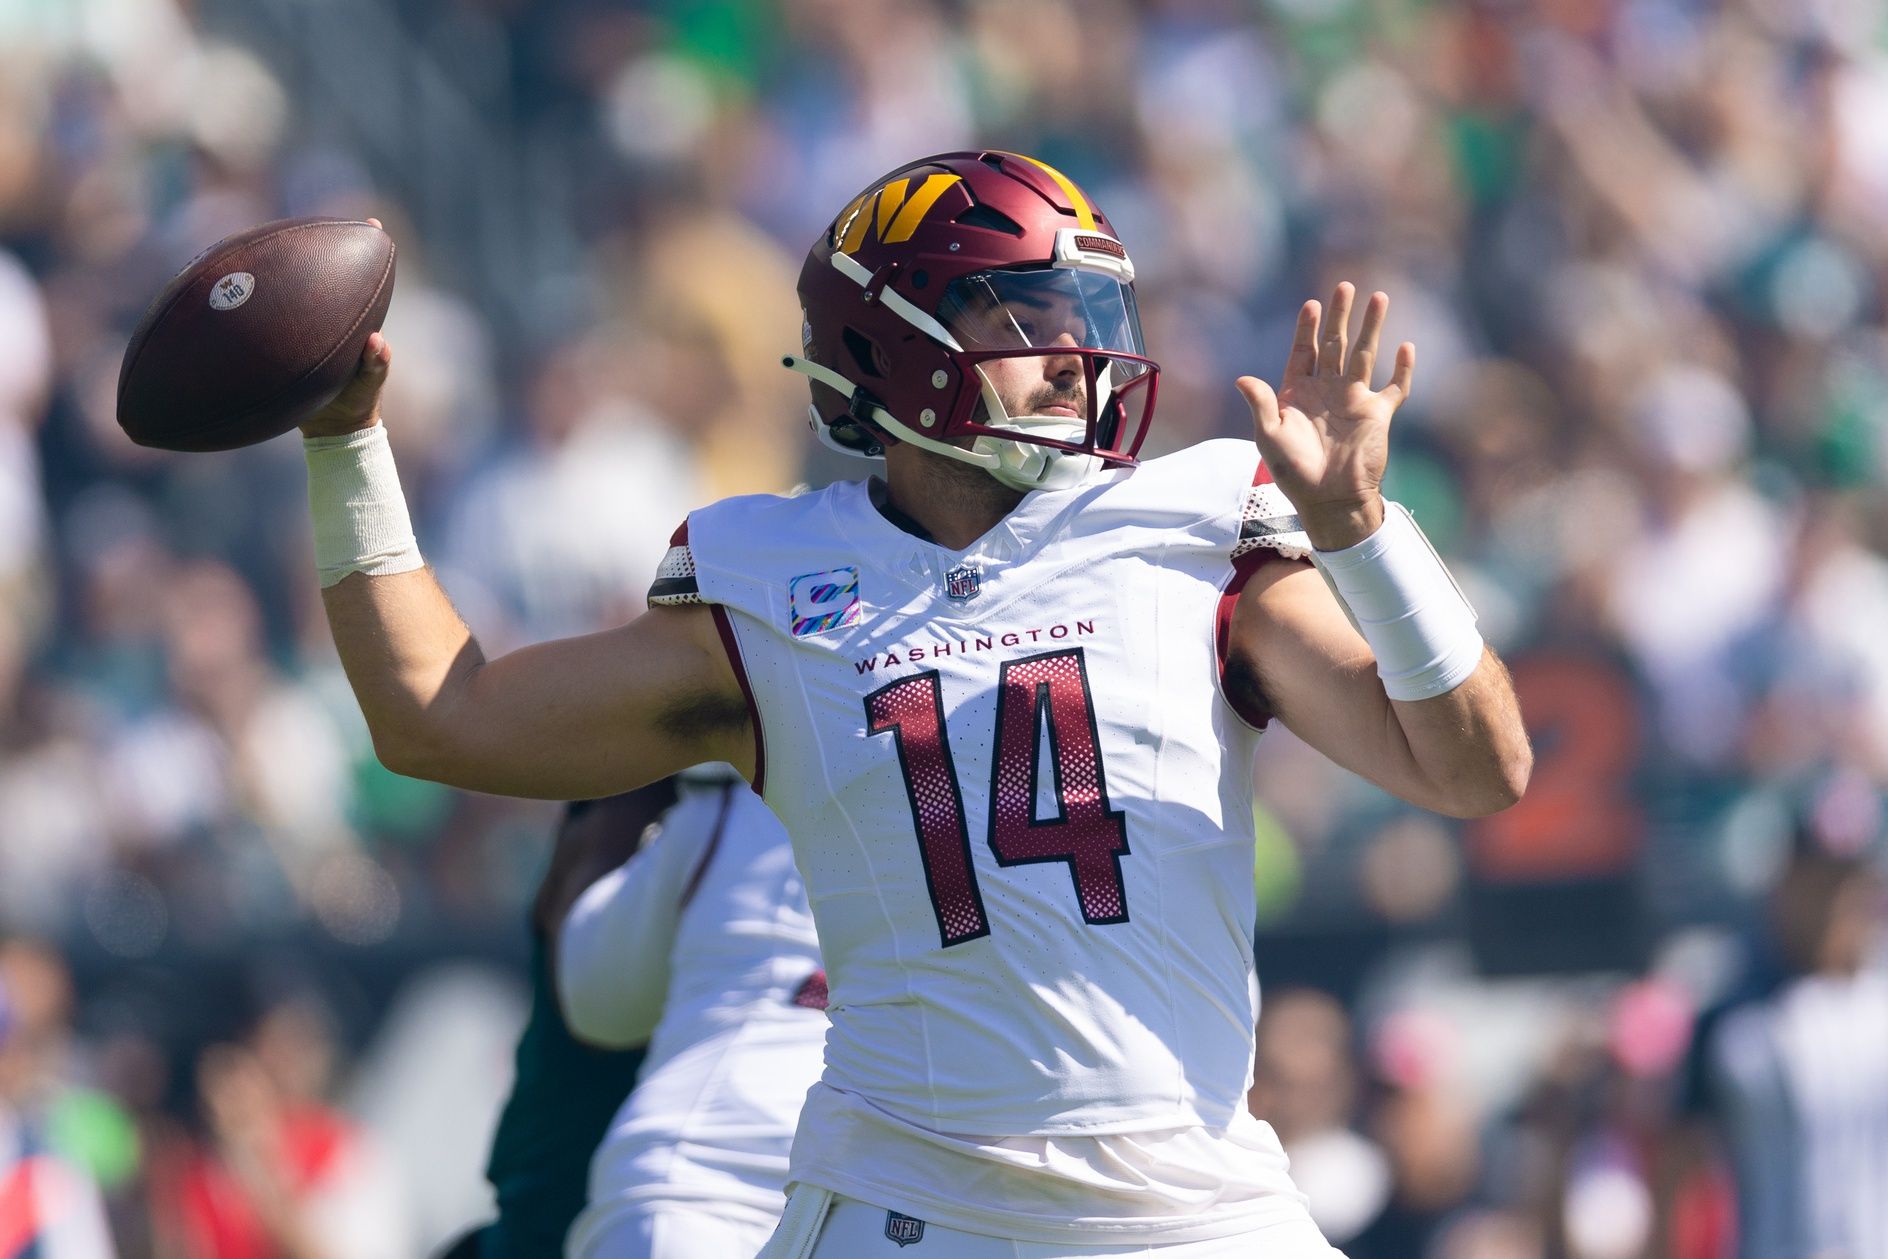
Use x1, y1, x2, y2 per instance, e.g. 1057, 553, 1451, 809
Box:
299, 152, 1529, 1256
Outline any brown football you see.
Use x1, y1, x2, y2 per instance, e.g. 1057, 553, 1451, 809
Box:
117, 218, 396, 451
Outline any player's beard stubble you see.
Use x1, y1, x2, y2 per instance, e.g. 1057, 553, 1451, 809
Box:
922, 440, 1029, 521
929, 377, 1092, 514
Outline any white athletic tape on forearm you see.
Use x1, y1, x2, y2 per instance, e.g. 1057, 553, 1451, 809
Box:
1313, 502, 1484, 702
304, 425, 424, 588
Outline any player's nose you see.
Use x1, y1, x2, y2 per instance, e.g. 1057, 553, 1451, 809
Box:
1043, 333, 1082, 380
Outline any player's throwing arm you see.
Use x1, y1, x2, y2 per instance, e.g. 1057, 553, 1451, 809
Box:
300, 339, 753, 801
1230, 283, 1531, 817
108, 214, 739, 800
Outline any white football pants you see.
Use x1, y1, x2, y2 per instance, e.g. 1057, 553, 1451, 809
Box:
755, 1188, 1348, 1258
565, 1200, 776, 1259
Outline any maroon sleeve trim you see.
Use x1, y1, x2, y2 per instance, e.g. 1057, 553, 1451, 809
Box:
1216, 552, 1281, 730
710, 604, 767, 796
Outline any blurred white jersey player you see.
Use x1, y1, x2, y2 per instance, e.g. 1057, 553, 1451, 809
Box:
557, 774, 827, 1258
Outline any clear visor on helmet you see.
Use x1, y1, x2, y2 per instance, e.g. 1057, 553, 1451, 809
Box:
934, 268, 1156, 463
937, 267, 1145, 356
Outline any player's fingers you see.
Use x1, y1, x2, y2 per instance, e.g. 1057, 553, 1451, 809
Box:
1235, 375, 1287, 443
1380, 341, 1416, 407
1286, 301, 1320, 381
1321, 282, 1354, 378
1349, 291, 1388, 385
301, 336, 391, 436
331, 335, 390, 403
366, 217, 384, 230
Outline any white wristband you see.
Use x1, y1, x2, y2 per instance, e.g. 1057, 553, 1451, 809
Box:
304, 425, 424, 588
1313, 502, 1483, 702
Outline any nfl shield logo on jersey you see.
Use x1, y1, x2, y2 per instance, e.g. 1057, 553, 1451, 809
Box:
943, 563, 981, 602
884, 1212, 925, 1246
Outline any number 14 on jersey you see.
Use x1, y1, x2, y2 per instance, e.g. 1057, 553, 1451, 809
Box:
865, 647, 1132, 947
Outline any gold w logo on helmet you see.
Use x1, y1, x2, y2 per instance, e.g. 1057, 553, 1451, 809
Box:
832, 173, 963, 253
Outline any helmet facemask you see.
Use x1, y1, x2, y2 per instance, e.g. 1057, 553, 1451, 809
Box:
937, 267, 1156, 490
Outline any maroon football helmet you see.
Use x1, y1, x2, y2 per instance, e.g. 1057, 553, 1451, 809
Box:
786, 151, 1160, 491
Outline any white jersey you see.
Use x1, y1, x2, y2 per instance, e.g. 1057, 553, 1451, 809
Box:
558, 781, 827, 1247
653, 439, 1317, 1242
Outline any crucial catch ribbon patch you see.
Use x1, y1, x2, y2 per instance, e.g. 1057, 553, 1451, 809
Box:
789, 567, 863, 638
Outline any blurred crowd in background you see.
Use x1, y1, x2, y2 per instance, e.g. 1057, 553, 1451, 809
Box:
0, 0, 1885, 1254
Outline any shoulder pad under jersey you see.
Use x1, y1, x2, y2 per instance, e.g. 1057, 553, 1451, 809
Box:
1139, 439, 1312, 563
1236, 474, 1312, 563
649, 526, 702, 608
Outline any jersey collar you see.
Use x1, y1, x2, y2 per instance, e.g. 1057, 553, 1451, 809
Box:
838, 471, 1118, 605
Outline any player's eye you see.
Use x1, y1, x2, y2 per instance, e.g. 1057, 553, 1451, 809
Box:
1011, 308, 1085, 346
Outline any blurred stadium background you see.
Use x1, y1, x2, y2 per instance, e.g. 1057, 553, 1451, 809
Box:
1, 0, 1885, 1254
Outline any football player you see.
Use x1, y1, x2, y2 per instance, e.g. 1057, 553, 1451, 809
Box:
445, 772, 822, 1259
557, 769, 824, 1259
299, 151, 1529, 1255
438, 786, 664, 1259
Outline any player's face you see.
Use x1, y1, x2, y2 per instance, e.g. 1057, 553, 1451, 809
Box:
978, 304, 1088, 422
932, 267, 1152, 466
945, 285, 1094, 422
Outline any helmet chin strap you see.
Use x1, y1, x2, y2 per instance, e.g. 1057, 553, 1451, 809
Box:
783, 354, 1002, 474
973, 427, 1101, 491
967, 368, 1103, 490
782, 354, 1103, 491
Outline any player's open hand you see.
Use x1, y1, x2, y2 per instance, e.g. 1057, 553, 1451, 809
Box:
1236, 283, 1415, 551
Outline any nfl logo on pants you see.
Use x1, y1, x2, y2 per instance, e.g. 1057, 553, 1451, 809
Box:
884, 1211, 926, 1247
